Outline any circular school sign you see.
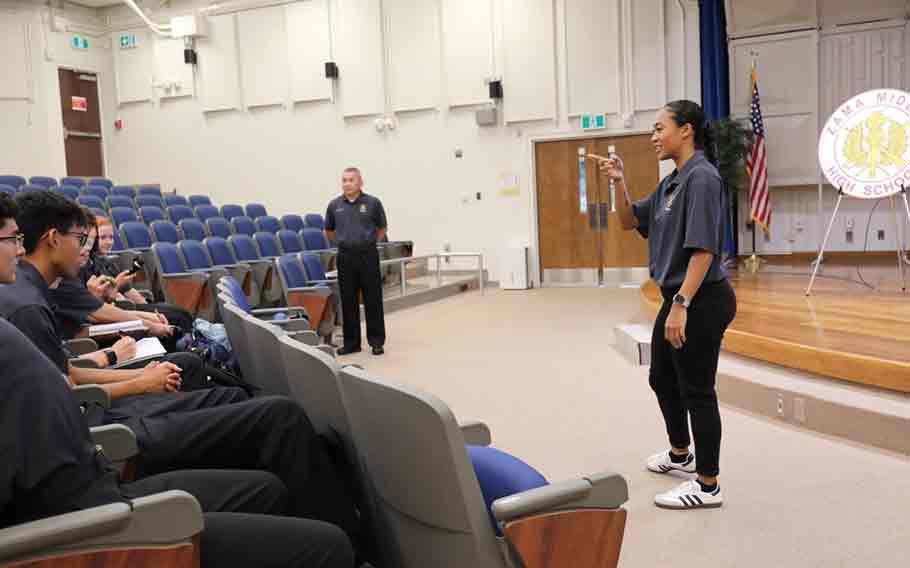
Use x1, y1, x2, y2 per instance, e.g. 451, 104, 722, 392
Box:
819, 89, 910, 199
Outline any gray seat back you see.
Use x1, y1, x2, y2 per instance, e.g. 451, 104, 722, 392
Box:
220, 301, 256, 381
338, 366, 504, 568
235, 310, 293, 396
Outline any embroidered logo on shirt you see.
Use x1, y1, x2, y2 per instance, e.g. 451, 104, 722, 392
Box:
360, 204, 367, 213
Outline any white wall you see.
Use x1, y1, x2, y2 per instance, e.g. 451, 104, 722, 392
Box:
0, 0, 700, 281
0, 1, 117, 179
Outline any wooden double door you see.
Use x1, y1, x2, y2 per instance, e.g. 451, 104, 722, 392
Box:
535, 133, 659, 286
58, 68, 104, 177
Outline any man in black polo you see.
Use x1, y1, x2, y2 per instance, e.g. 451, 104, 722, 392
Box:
325, 167, 387, 356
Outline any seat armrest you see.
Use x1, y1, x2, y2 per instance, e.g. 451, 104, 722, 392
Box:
316, 344, 335, 357
273, 319, 312, 332
76, 490, 203, 549
307, 278, 338, 285
492, 472, 629, 523
288, 329, 320, 346
0, 504, 131, 563
72, 384, 110, 408
90, 424, 139, 462
251, 307, 307, 316
288, 286, 331, 296
65, 338, 98, 356
459, 421, 491, 446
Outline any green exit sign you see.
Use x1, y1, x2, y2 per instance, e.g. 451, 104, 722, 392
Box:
119, 34, 140, 49
71, 35, 89, 50
581, 113, 606, 131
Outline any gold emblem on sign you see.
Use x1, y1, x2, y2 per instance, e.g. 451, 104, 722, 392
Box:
842, 111, 909, 177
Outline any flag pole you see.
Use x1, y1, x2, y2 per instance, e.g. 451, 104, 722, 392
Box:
743, 55, 766, 275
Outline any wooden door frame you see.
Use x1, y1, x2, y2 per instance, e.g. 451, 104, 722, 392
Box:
55, 65, 109, 176
527, 129, 652, 288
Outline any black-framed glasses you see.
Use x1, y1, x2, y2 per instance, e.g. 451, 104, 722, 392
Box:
0, 233, 24, 247
64, 231, 90, 247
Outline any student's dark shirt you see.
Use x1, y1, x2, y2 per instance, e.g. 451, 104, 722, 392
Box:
632, 151, 728, 288
48, 273, 104, 340
0, 318, 124, 529
324, 192, 387, 250
0, 262, 70, 373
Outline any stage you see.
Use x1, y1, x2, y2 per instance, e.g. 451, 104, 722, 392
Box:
639, 255, 910, 394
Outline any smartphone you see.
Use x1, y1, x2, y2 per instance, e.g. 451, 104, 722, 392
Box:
127, 258, 145, 276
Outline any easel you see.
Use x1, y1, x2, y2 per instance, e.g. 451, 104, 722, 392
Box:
806, 185, 910, 296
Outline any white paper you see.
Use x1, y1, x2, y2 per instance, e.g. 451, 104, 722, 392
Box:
113, 337, 167, 369
88, 320, 146, 337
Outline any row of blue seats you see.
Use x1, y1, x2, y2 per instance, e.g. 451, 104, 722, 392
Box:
112, 216, 327, 249
0, 175, 119, 189
117, 221, 332, 258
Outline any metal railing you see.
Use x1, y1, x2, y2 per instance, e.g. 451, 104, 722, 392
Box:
379, 253, 485, 297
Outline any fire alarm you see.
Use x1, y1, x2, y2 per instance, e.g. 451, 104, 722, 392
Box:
114, 118, 123, 130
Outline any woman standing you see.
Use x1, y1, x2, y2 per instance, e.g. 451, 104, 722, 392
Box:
600, 100, 737, 509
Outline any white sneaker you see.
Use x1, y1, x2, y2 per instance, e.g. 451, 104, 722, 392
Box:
646, 450, 696, 474
654, 480, 723, 510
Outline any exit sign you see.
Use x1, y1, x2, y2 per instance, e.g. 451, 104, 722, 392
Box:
71, 35, 89, 50
119, 34, 140, 50
581, 114, 607, 130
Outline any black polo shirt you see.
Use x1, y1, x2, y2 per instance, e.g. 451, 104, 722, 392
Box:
324, 192, 387, 250
0, 317, 123, 528
632, 151, 728, 288
48, 271, 104, 340
0, 262, 70, 374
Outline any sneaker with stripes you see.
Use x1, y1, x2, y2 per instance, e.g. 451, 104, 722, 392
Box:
646, 449, 696, 474
654, 480, 723, 510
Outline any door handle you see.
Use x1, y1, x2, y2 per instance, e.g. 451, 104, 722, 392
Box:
588, 204, 598, 230
64, 129, 102, 139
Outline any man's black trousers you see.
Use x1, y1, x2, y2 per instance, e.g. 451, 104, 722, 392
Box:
337, 247, 385, 349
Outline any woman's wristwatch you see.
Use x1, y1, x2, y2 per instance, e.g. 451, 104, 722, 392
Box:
672, 293, 690, 309
105, 349, 118, 367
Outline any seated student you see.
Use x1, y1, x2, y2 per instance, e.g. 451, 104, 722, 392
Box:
0, 192, 365, 550
0, 315, 355, 568
89, 215, 193, 331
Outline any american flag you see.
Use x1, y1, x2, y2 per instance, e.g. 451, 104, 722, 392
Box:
746, 67, 770, 230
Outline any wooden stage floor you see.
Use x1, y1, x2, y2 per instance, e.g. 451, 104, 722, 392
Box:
640, 257, 910, 393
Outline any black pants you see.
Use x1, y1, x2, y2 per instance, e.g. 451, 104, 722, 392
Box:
337, 247, 385, 349
650, 279, 736, 477
95, 390, 361, 541
122, 469, 353, 568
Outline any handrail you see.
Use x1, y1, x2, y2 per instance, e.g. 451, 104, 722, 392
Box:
377, 252, 485, 296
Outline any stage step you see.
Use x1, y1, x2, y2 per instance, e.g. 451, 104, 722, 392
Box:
614, 324, 651, 366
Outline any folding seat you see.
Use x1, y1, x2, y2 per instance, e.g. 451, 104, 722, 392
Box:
137, 185, 162, 197
252, 231, 281, 258
231, 215, 256, 237
53, 185, 81, 200
303, 213, 324, 229
275, 253, 335, 340
194, 204, 220, 222
0, 185, 15, 197
28, 176, 57, 188
150, 220, 181, 244
89, 177, 113, 188
106, 195, 134, 210
178, 218, 208, 242
255, 215, 281, 234
0, 175, 27, 188
201, 237, 258, 307
135, 195, 164, 209
206, 217, 233, 239
338, 365, 630, 568
167, 205, 195, 224
109, 206, 138, 227
245, 203, 268, 219
151, 242, 213, 319
299, 227, 333, 251
82, 185, 110, 200
61, 176, 85, 187
181, 238, 254, 319
164, 194, 189, 207
138, 206, 166, 225
188, 194, 212, 207
300, 251, 340, 325
111, 185, 137, 199
280, 214, 305, 233
218, 274, 309, 333
276, 229, 303, 254
77, 195, 106, 211
227, 234, 279, 305
220, 204, 244, 221
119, 221, 153, 250
17, 184, 46, 194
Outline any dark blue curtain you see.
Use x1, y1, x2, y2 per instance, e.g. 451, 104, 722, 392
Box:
699, 0, 737, 258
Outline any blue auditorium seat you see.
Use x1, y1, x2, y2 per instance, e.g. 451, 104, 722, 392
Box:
119, 222, 153, 250
135, 195, 163, 209
164, 194, 189, 207
89, 177, 113, 188
178, 239, 216, 271
29, 176, 57, 188
167, 205, 195, 224
245, 203, 268, 219
303, 213, 325, 229
179, 218, 208, 242
205, 236, 239, 267
106, 195, 134, 210
82, 185, 110, 200
111, 185, 137, 199
194, 205, 220, 222
139, 206, 166, 225
0, 185, 16, 197
188, 195, 212, 207
231, 216, 256, 237
137, 185, 162, 197
276, 230, 303, 254
110, 206, 139, 227
206, 217, 233, 239
60, 177, 85, 188
255, 215, 281, 234
300, 227, 332, 251
77, 195, 106, 211
220, 204, 244, 221
252, 231, 281, 258
17, 184, 46, 194
151, 241, 212, 319
280, 214, 305, 233
150, 220, 180, 244
466, 445, 548, 534
54, 185, 81, 200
